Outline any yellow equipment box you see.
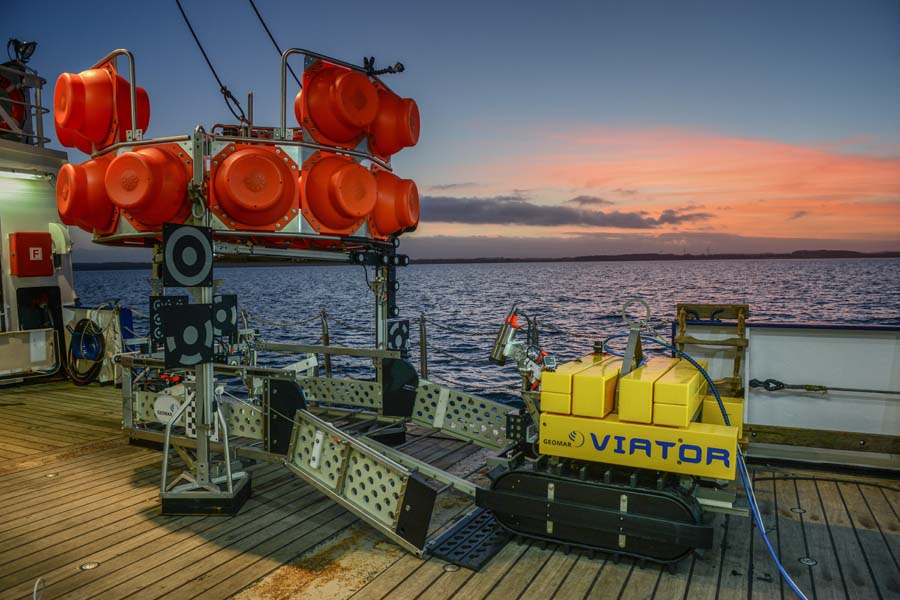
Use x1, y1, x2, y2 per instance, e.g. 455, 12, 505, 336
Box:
540, 390, 572, 415
654, 360, 708, 405
702, 395, 744, 437
653, 396, 702, 428
539, 412, 738, 480
618, 357, 680, 424
541, 353, 602, 395
572, 358, 622, 418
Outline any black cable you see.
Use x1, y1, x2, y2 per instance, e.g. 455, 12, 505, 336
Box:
247, 0, 301, 89
66, 318, 106, 386
363, 56, 405, 77
174, 0, 247, 123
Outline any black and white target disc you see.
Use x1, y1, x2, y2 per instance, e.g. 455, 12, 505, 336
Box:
149, 295, 187, 351
387, 319, 410, 353
163, 223, 213, 288
213, 294, 238, 340
161, 303, 214, 368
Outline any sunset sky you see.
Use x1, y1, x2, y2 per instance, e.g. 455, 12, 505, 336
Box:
8, 0, 900, 260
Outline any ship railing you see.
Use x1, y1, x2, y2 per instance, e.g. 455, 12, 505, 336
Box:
0, 62, 50, 147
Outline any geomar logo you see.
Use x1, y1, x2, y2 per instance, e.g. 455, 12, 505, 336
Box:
568, 430, 585, 448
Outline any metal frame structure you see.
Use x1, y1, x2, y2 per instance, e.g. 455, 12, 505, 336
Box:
80, 46, 748, 564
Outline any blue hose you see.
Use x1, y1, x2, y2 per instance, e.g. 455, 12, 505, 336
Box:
637, 334, 809, 600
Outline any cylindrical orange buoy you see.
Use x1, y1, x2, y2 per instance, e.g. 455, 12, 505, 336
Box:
296, 65, 379, 144
371, 170, 419, 237
301, 154, 376, 233
56, 154, 117, 234
104, 146, 188, 226
213, 147, 298, 226
54, 68, 150, 147
54, 120, 94, 155
369, 91, 419, 158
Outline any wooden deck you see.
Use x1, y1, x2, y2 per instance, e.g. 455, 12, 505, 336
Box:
0, 381, 898, 600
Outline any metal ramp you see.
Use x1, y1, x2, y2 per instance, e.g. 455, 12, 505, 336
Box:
281, 379, 518, 559
284, 409, 438, 555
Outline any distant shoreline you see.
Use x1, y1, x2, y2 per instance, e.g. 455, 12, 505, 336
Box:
73, 250, 900, 271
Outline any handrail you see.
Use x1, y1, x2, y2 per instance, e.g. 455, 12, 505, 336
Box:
212, 134, 393, 171
0, 62, 50, 146
91, 48, 140, 143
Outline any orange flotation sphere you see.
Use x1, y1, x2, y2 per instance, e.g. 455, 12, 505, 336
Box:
296, 65, 379, 144
56, 155, 117, 233
213, 147, 298, 227
302, 154, 376, 233
54, 68, 149, 147
369, 91, 419, 158
104, 146, 188, 226
371, 170, 419, 237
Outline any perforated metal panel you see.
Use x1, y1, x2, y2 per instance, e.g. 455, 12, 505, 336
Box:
301, 377, 382, 410
412, 380, 510, 449
222, 401, 264, 440
344, 452, 406, 526
133, 391, 158, 422
286, 410, 435, 554
289, 415, 350, 489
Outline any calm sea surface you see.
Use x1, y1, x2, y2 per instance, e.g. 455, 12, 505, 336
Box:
75, 258, 900, 401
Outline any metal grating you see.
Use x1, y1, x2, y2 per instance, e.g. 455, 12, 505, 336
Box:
221, 401, 264, 440
412, 380, 510, 449
428, 507, 511, 570
301, 377, 382, 410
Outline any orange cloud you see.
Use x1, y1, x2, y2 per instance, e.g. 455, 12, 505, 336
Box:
474, 127, 900, 240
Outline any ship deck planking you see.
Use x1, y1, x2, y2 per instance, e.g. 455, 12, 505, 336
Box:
0, 381, 897, 599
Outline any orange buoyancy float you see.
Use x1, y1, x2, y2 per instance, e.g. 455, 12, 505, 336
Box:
56, 154, 117, 234
368, 89, 419, 158
54, 68, 150, 148
301, 153, 377, 234
212, 146, 299, 227
104, 145, 190, 227
296, 63, 379, 145
370, 170, 419, 237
